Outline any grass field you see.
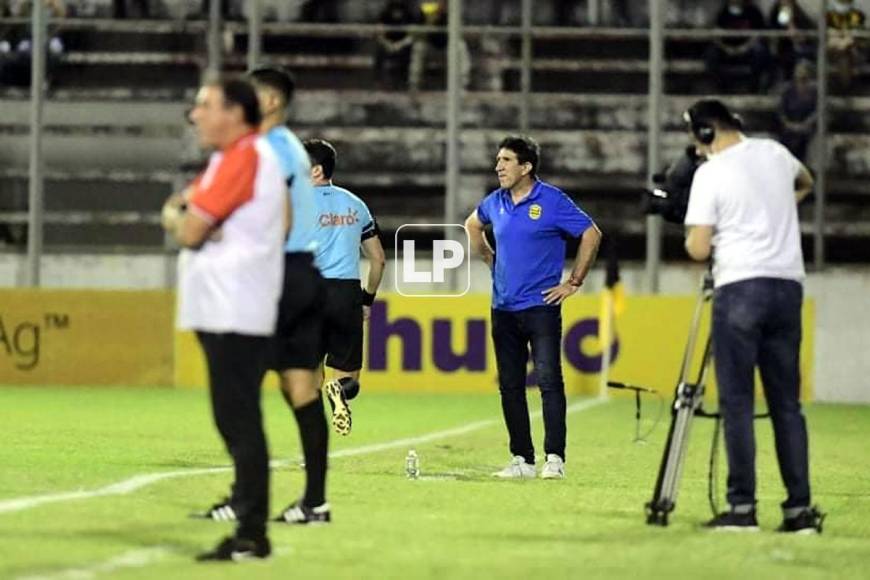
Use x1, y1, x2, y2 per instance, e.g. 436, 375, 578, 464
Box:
1, 386, 868, 579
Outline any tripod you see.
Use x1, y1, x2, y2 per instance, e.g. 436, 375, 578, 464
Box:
645, 272, 716, 526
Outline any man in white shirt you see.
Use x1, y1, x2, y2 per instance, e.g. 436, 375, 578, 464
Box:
683, 99, 824, 534
161, 77, 286, 561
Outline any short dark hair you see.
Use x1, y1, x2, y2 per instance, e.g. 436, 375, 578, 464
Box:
206, 77, 262, 127
304, 138, 337, 179
498, 135, 540, 175
686, 99, 743, 132
247, 65, 296, 107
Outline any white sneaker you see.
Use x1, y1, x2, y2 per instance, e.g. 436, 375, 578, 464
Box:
540, 454, 565, 479
492, 456, 536, 479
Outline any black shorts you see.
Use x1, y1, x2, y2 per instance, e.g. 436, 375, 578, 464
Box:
271, 253, 325, 371
321, 278, 364, 372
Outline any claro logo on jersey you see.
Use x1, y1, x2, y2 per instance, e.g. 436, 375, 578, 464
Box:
320, 209, 359, 227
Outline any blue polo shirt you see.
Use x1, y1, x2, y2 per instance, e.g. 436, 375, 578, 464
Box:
263, 126, 318, 254
476, 179, 594, 311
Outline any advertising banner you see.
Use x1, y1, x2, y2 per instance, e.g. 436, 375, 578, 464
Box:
0, 290, 174, 386
176, 293, 814, 400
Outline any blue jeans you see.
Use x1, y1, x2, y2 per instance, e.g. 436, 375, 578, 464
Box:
713, 278, 811, 511
491, 306, 566, 464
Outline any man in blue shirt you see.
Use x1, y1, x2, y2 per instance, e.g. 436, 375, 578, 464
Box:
465, 135, 601, 480
304, 138, 386, 438
196, 66, 332, 527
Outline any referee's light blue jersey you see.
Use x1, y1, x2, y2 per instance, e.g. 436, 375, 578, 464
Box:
264, 126, 318, 254
476, 179, 594, 311
311, 184, 377, 280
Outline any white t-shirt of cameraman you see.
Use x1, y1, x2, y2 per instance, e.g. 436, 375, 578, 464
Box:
684, 137, 805, 288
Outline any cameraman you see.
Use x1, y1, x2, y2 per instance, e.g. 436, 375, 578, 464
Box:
682, 99, 823, 533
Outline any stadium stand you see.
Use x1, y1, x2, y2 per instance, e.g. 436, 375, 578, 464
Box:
1, 5, 869, 260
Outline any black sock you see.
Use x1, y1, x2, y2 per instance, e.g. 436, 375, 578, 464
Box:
293, 394, 329, 507
339, 376, 360, 400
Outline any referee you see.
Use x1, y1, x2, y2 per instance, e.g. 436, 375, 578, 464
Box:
162, 77, 284, 561
304, 138, 386, 437
683, 99, 823, 533
465, 135, 601, 480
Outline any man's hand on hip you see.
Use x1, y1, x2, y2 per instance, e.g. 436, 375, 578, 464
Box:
542, 281, 580, 305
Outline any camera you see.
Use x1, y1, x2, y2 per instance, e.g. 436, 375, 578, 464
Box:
642, 146, 705, 225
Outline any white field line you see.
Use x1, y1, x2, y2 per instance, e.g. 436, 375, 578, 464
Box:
17, 547, 171, 580
0, 398, 606, 515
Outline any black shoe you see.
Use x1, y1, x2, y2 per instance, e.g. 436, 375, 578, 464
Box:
703, 510, 760, 532
190, 497, 237, 521
777, 506, 825, 535
274, 501, 331, 525
324, 379, 352, 436
196, 535, 271, 562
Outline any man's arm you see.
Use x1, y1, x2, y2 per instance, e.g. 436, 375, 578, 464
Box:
464, 210, 494, 269
568, 223, 602, 286
542, 223, 602, 305
161, 193, 213, 249
360, 235, 386, 320
795, 163, 814, 203
685, 225, 713, 261
361, 236, 386, 295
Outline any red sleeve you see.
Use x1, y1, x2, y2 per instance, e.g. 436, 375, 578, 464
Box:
189, 140, 259, 223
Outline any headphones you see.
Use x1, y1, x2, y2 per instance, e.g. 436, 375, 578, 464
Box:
684, 100, 743, 145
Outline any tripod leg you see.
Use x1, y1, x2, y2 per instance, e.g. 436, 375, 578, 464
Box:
646, 274, 713, 526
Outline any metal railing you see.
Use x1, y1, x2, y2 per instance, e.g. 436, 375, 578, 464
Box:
3, 0, 860, 287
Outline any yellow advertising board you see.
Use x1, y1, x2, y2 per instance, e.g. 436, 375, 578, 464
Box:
175, 293, 814, 401
0, 289, 813, 398
0, 290, 174, 386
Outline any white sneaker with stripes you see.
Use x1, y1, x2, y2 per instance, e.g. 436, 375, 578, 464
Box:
274, 501, 331, 525
192, 498, 237, 521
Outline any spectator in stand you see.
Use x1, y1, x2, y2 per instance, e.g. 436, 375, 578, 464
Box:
0, 0, 66, 88
826, 0, 866, 91
408, 0, 469, 93
704, 0, 773, 93
778, 60, 817, 162
375, 0, 416, 89
768, 0, 815, 83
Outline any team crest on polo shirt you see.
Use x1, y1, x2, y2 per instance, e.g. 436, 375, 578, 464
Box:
528, 204, 542, 220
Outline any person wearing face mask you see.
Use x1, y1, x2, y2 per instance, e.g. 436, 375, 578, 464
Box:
704, 0, 773, 93
768, 0, 815, 83
826, 0, 866, 91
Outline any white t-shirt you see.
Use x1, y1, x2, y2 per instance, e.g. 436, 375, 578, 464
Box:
685, 137, 805, 288
177, 134, 286, 335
